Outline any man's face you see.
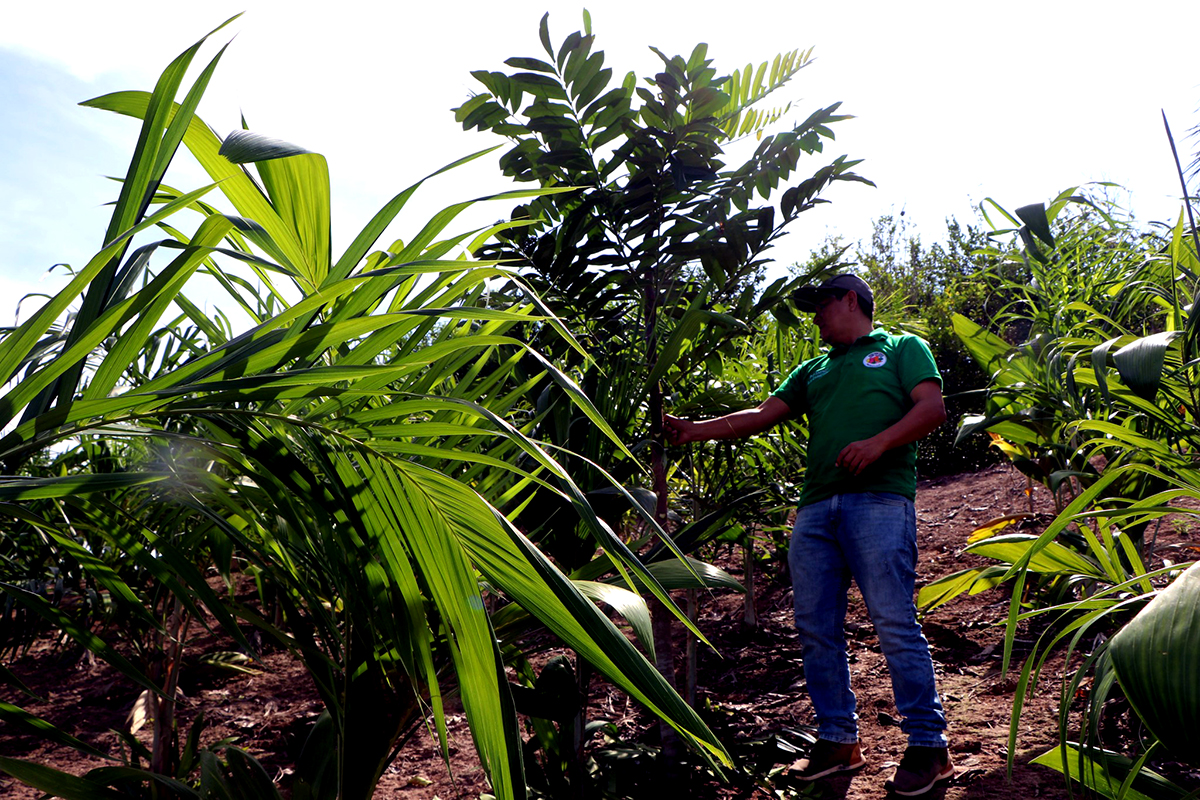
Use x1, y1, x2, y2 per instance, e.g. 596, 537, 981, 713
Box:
813, 291, 856, 344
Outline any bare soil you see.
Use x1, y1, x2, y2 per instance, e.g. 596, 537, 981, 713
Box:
3, 464, 1199, 799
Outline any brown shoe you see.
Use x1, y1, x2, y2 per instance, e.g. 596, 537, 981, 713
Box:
885, 745, 954, 796
790, 739, 866, 781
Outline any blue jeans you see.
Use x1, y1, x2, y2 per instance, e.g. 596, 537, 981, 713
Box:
788, 492, 947, 747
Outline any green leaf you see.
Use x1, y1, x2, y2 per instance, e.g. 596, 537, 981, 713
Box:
0, 473, 171, 501
574, 580, 656, 661
408, 466, 731, 767
0, 703, 113, 761
645, 558, 743, 592
253, 149, 332, 290
648, 309, 746, 386
340, 455, 524, 799
83, 215, 235, 402
1090, 336, 1122, 411
512, 72, 568, 100
538, 12, 553, 56
1110, 562, 1200, 760
0, 183, 218, 417
1031, 744, 1183, 800
0, 757, 126, 800
917, 566, 1008, 611
214, 749, 283, 799
84, 91, 312, 284
1015, 203, 1055, 248
86, 767, 202, 798
967, 534, 1104, 579
1112, 331, 1178, 401
504, 56, 556, 73
0, 583, 164, 699
217, 130, 312, 162
39, 20, 236, 420
952, 313, 1018, 382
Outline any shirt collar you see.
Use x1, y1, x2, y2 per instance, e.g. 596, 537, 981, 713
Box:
830, 328, 887, 354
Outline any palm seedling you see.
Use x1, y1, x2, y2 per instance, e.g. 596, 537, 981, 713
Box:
0, 18, 731, 800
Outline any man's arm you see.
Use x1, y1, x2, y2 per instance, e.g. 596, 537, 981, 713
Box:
835, 379, 946, 476
663, 396, 792, 446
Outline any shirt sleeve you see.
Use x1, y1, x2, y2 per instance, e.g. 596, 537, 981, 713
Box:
771, 362, 808, 414
897, 336, 942, 394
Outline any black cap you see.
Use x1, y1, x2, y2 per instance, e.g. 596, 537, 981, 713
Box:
792, 273, 874, 312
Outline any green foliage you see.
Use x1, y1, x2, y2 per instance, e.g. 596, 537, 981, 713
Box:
945, 179, 1200, 797
456, 13, 872, 785
1032, 744, 1187, 800
455, 11, 870, 563
1110, 561, 1200, 762
0, 20, 734, 800
665, 315, 815, 567
956, 192, 1188, 514
917, 495, 1155, 614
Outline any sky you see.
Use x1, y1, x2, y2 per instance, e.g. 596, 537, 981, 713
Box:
2, 0, 1198, 322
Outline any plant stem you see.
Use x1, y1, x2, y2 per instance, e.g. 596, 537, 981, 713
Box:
685, 589, 698, 707
743, 538, 758, 628
151, 595, 188, 778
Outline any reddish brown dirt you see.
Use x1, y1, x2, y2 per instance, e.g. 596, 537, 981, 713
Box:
2, 464, 1198, 799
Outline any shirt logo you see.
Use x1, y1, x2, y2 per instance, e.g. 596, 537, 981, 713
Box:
863, 351, 887, 368
808, 367, 831, 383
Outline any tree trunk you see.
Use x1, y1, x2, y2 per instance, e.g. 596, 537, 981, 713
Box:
648, 594, 682, 762
646, 263, 684, 770
569, 654, 591, 796
742, 537, 758, 628
648, 395, 684, 772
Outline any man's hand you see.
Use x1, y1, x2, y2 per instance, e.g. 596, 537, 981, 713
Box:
835, 380, 946, 475
836, 436, 887, 476
663, 413, 695, 445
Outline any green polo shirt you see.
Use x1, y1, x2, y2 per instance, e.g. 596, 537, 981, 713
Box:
772, 329, 941, 507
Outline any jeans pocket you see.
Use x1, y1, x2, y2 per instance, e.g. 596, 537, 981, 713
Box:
863, 491, 909, 507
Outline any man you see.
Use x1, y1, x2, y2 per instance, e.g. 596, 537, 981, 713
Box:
663, 274, 953, 796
